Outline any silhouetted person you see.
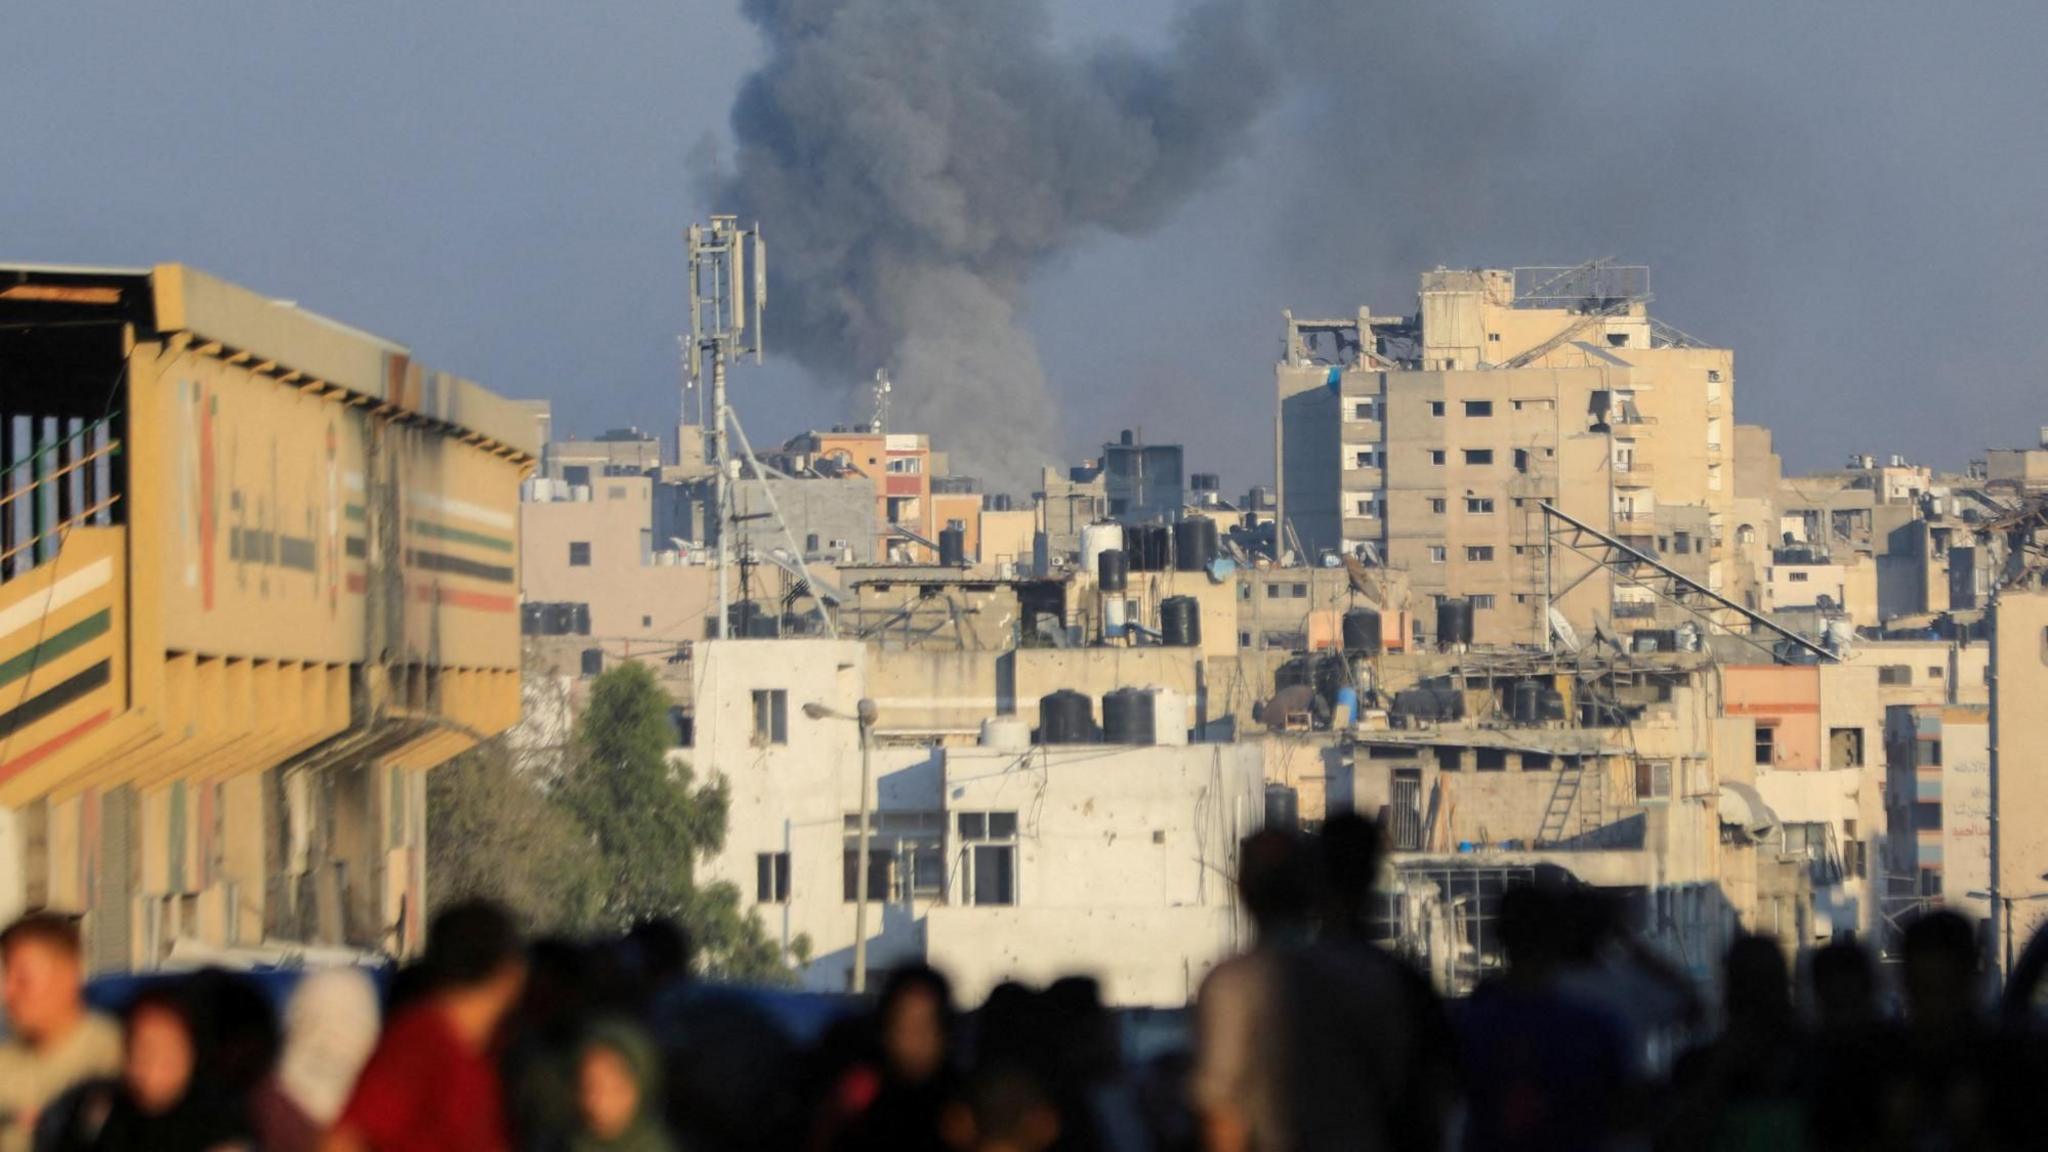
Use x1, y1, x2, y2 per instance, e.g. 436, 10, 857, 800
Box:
1885, 910, 1996, 1149
505, 936, 596, 1150
1195, 826, 1426, 1152
829, 966, 958, 1152
1456, 883, 1633, 1152
1804, 939, 1892, 1152
324, 900, 527, 1152
1666, 935, 1807, 1152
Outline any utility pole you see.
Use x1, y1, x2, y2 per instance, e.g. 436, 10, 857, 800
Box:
687, 216, 765, 639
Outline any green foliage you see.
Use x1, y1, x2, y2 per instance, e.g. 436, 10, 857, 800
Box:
427, 739, 603, 933
556, 662, 788, 981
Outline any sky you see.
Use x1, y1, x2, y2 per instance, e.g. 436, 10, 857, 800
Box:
5, 2, 2046, 496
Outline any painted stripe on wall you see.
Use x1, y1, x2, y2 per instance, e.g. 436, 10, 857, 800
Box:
408, 519, 514, 554
0, 660, 113, 743
0, 558, 113, 643
0, 610, 111, 691
0, 710, 111, 786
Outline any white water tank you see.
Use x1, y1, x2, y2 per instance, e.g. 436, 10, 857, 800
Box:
1151, 687, 1190, 746
979, 717, 1032, 751
1079, 521, 1123, 583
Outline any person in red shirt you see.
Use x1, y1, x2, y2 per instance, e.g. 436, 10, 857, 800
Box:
322, 901, 527, 1152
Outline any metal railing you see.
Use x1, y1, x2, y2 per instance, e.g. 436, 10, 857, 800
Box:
1, 415, 121, 582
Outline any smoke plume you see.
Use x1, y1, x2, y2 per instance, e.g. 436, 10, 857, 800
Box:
717, 0, 1281, 490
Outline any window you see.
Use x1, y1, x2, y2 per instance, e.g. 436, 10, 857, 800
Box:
1464, 449, 1494, 465
751, 689, 788, 746
1788, 571, 1810, 583
1353, 450, 1379, 468
1635, 760, 1673, 801
1427, 546, 1447, 564
1927, 666, 1944, 680
1463, 400, 1493, 417
1353, 400, 1378, 420
886, 457, 923, 474
569, 541, 592, 567
1476, 749, 1507, 771
1923, 740, 1944, 767
1707, 370, 1723, 383
1488, 332, 1501, 343
1429, 498, 1448, 514
1471, 594, 1496, 610
1830, 727, 1865, 769
1429, 450, 1447, 466
1354, 499, 1380, 517
1607, 332, 1629, 348
1291, 583, 1309, 598
842, 848, 892, 902
1436, 747, 1463, 772
1673, 533, 1691, 555
642, 615, 653, 628
1466, 497, 1495, 514
1466, 546, 1495, 562
1878, 665, 1912, 685
1514, 448, 1530, 473
1265, 585, 1282, 600
756, 853, 790, 903
1754, 723, 1776, 766
1428, 401, 1446, 417
959, 811, 1018, 906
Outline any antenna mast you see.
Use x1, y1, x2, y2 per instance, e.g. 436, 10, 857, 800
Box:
687, 216, 766, 639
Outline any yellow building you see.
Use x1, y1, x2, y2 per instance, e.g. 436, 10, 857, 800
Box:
0, 263, 533, 967
1278, 266, 1735, 647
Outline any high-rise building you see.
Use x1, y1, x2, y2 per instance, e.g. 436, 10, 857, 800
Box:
1278, 266, 1736, 647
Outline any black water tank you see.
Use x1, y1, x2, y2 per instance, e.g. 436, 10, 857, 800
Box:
1160, 596, 1201, 647
1436, 597, 1474, 648
1098, 548, 1129, 592
1341, 608, 1383, 655
1121, 525, 1148, 570
571, 602, 592, 636
1101, 688, 1157, 745
1265, 784, 1300, 832
1174, 517, 1219, 571
939, 526, 967, 566
1541, 687, 1568, 722
1038, 690, 1097, 744
1511, 680, 1543, 725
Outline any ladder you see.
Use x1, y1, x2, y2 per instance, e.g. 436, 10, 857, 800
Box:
1536, 761, 1583, 847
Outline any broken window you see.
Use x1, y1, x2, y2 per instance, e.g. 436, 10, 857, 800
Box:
1829, 727, 1864, 769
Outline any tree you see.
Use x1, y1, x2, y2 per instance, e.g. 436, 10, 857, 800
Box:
557, 662, 788, 979
427, 738, 603, 932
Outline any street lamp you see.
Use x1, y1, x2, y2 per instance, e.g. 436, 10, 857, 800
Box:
1965, 887, 2048, 976
805, 697, 879, 993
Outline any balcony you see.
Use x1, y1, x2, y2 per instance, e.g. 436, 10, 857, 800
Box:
1613, 461, 1654, 487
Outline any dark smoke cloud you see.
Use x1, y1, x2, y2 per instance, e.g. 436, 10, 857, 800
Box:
718, 0, 1281, 489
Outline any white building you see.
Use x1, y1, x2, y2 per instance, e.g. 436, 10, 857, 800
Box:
689, 639, 1264, 1004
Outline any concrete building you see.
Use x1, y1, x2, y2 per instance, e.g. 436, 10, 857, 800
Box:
1884, 704, 1991, 928
690, 639, 1262, 1005
1101, 430, 1184, 524
1278, 266, 1737, 648
781, 428, 939, 561
1991, 586, 2048, 964
0, 263, 532, 966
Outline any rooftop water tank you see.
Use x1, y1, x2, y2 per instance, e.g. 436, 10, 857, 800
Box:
1102, 687, 1157, 745
1038, 689, 1097, 745
1341, 608, 1383, 656
1161, 596, 1202, 647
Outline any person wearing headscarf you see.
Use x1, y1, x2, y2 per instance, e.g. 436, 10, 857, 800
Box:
249, 969, 381, 1152
41, 984, 251, 1152
559, 1020, 675, 1152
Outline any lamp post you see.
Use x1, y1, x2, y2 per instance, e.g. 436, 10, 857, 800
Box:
1965, 888, 2048, 976
805, 697, 879, 993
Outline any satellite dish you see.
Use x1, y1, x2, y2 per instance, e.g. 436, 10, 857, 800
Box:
1547, 607, 1582, 653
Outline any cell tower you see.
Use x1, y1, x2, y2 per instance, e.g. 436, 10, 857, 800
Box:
685, 216, 837, 640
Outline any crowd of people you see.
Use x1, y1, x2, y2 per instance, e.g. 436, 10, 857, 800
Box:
1, 811, 2046, 1151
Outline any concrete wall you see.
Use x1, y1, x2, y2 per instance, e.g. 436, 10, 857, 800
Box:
1994, 591, 2048, 953
1723, 665, 1822, 771
934, 744, 1262, 1007
521, 481, 717, 642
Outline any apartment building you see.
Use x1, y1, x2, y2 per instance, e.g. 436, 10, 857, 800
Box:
783, 428, 938, 560
1279, 266, 1736, 647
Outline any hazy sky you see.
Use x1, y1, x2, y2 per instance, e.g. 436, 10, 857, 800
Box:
6, 2, 2045, 495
